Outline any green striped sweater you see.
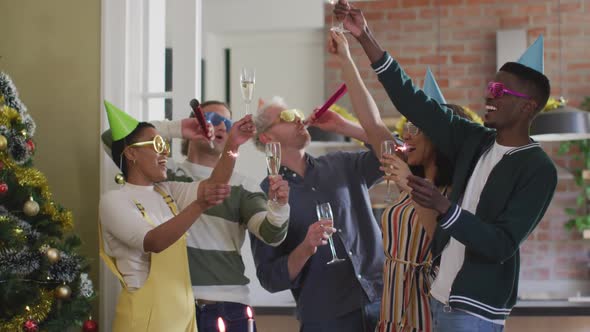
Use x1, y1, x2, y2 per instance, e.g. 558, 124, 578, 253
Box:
153, 120, 290, 304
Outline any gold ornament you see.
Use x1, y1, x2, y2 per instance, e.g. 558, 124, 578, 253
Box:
46, 248, 61, 264
0, 154, 73, 229
23, 197, 40, 217
0, 134, 7, 151
21, 129, 27, 138
55, 284, 71, 300
114, 173, 125, 184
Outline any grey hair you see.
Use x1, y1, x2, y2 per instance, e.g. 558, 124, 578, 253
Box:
254, 96, 288, 151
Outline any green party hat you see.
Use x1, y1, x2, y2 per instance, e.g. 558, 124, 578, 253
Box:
104, 100, 139, 141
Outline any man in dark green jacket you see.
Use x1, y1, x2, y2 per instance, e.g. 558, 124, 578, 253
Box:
335, 2, 557, 331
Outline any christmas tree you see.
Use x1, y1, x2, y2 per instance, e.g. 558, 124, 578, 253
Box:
0, 73, 96, 332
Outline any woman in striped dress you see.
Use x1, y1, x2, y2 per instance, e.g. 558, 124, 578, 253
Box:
377, 120, 454, 332
379, 105, 478, 331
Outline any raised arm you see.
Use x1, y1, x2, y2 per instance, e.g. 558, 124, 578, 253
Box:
307, 109, 369, 143
334, 2, 384, 64
208, 115, 256, 184
337, 2, 485, 161
328, 31, 393, 155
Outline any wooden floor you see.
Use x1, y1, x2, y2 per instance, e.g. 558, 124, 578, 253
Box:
255, 315, 590, 332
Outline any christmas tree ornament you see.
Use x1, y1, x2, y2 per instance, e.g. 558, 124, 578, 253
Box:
54, 284, 71, 300
114, 173, 125, 184
46, 248, 60, 264
0, 182, 8, 194
23, 197, 40, 216
0, 134, 7, 151
82, 316, 98, 332
0, 72, 93, 329
26, 139, 34, 152
22, 306, 39, 332
22, 319, 38, 332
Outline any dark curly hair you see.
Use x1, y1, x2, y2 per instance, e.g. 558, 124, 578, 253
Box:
409, 104, 472, 187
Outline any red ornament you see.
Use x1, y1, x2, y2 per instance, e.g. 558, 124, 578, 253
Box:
26, 140, 35, 152
22, 319, 38, 332
0, 183, 7, 194
82, 318, 98, 332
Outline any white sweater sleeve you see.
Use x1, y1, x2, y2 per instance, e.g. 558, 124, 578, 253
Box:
99, 191, 153, 252
161, 181, 201, 211
151, 119, 183, 139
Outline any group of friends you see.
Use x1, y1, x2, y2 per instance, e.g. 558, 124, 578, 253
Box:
99, 2, 557, 331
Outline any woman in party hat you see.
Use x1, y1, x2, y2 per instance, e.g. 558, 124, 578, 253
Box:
99, 101, 255, 331
327, 31, 481, 332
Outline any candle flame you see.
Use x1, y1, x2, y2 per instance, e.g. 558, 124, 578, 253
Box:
217, 317, 226, 332
247, 306, 253, 318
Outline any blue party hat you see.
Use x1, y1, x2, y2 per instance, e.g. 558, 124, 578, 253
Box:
423, 67, 447, 105
517, 35, 544, 74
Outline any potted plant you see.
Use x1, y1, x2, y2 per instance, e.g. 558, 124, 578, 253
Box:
555, 97, 590, 237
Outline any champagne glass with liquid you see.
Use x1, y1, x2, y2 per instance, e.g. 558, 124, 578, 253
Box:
316, 202, 345, 265
326, 0, 349, 33
240, 68, 256, 115
381, 140, 396, 203
265, 142, 281, 203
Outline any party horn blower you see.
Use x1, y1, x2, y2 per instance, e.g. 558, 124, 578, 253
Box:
314, 83, 348, 119
190, 99, 215, 149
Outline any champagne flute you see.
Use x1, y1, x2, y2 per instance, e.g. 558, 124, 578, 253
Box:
240, 68, 256, 115
326, 0, 349, 33
381, 140, 396, 203
265, 142, 281, 203
316, 202, 345, 265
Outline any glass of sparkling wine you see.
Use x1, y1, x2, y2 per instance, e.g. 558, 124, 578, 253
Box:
240, 68, 256, 115
327, 0, 348, 33
381, 140, 396, 203
265, 142, 281, 202
316, 202, 345, 265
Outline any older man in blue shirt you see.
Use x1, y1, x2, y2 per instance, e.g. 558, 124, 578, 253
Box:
250, 97, 385, 332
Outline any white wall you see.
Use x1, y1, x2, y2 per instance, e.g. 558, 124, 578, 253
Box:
203, 0, 325, 34
201, 0, 328, 308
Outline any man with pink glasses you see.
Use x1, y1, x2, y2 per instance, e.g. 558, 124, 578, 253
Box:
336, 2, 556, 331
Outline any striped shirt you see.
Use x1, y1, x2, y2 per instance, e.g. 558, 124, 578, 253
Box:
170, 161, 289, 305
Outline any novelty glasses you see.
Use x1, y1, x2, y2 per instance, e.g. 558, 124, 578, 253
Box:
205, 112, 232, 130
487, 82, 531, 100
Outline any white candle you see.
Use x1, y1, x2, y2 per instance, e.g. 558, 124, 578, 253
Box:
217, 317, 226, 332
247, 306, 254, 332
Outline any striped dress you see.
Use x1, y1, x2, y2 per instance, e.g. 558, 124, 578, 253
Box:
377, 189, 447, 332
